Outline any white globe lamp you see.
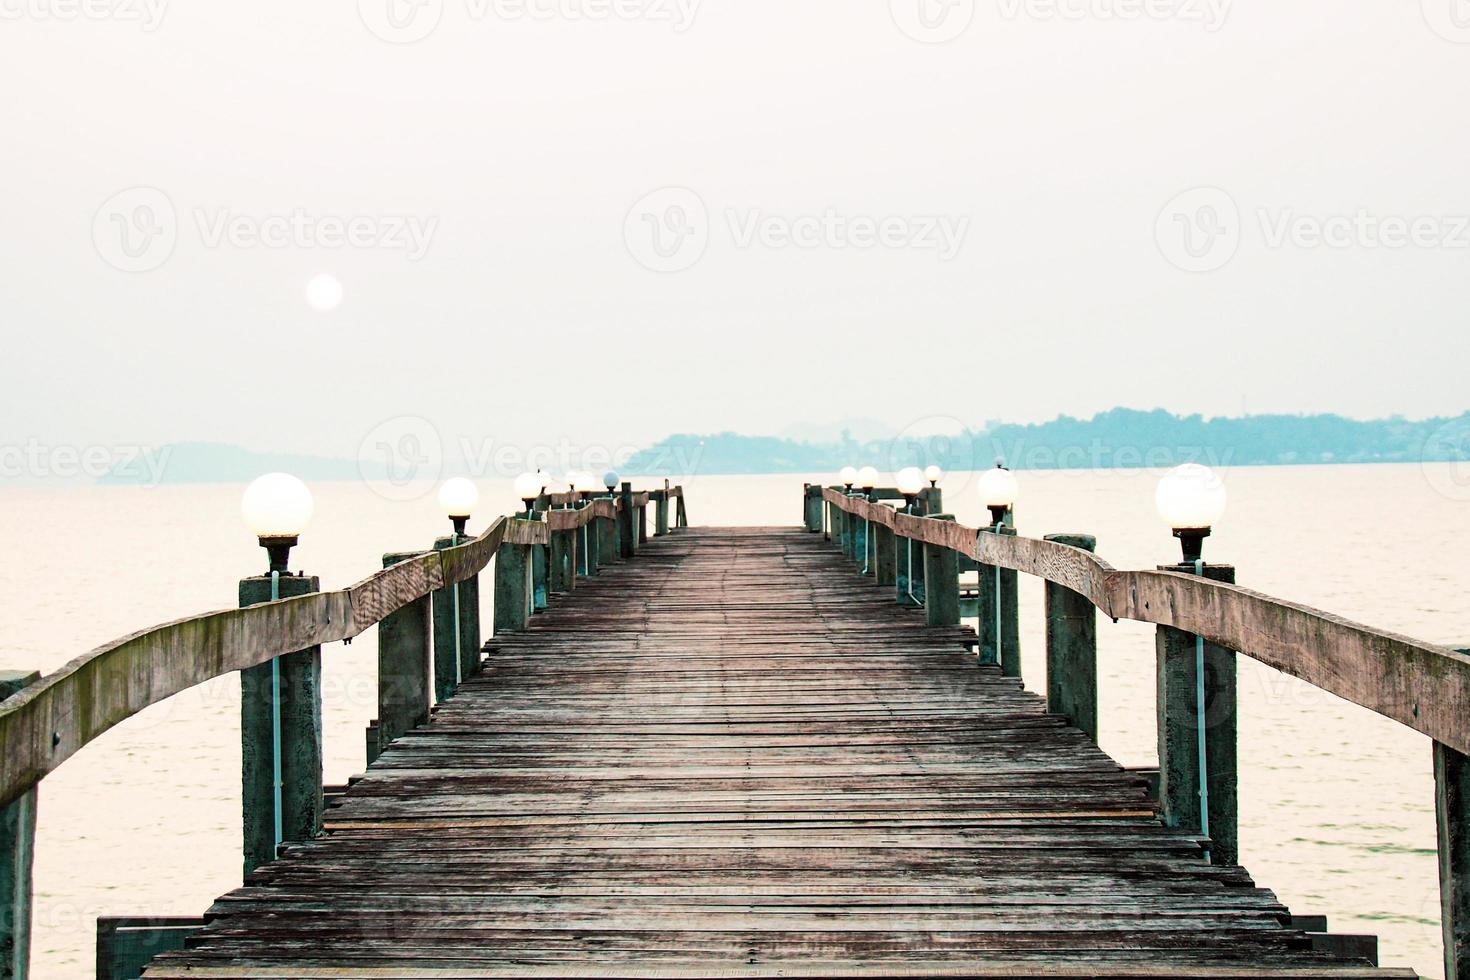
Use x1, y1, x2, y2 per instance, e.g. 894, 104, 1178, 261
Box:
242, 473, 314, 573
1156, 463, 1227, 563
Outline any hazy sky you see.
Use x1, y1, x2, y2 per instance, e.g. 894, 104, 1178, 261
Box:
3, 0, 1467, 465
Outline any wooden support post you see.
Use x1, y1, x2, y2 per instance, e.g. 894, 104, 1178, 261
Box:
852, 508, 869, 573
598, 503, 619, 567
977, 527, 1019, 675
581, 508, 599, 576
373, 552, 433, 761
923, 517, 960, 627
430, 539, 479, 703
239, 574, 323, 877
550, 527, 576, 594
637, 503, 649, 547
0, 672, 38, 980
873, 522, 897, 587
531, 542, 549, 610
494, 526, 534, 633
823, 501, 833, 541
839, 500, 854, 559
895, 523, 924, 607
1436, 738, 1470, 980
675, 493, 688, 528
1156, 562, 1238, 867
655, 492, 670, 536
803, 485, 823, 533
1045, 534, 1098, 741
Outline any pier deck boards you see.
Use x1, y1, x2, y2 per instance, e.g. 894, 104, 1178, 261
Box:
145, 527, 1408, 979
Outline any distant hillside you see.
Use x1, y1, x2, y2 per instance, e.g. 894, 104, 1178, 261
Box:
622, 409, 1470, 476
94, 410, 1470, 484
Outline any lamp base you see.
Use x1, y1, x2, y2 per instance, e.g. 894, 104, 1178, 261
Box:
258, 536, 299, 575
987, 506, 1009, 527
451, 517, 469, 536
1173, 526, 1211, 564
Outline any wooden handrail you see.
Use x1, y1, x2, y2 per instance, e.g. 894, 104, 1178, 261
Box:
824, 488, 1470, 755
0, 486, 681, 809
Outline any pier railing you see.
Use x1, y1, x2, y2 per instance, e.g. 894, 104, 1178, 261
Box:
0, 482, 686, 979
809, 481, 1470, 980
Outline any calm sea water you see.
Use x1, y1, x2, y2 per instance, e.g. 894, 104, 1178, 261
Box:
2, 464, 1465, 978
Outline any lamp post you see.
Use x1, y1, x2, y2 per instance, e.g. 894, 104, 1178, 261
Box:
1153, 462, 1237, 866
977, 463, 1018, 527
238, 474, 322, 876
514, 472, 544, 519
434, 479, 481, 695
855, 467, 878, 573
976, 463, 1019, 675
1156, 463, 1227, 564
438, 478, 479, 538
242, 473, 314, 574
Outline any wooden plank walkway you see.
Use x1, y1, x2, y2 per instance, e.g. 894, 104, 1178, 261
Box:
145, 527, 1410, 979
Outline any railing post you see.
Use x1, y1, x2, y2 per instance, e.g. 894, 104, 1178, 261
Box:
430, 539, 480, 703
977, 527, 1019, 675
581, 506, 599, 576
1044, 534, 1099, 741
550, 525, 577, 594
0, 671, 39, 980
873, 520, 897, 587
599, 498, 620, 566
896, 526, 924, 607
655, 491, 670, 536
494, 522, 535, 633
1156, 562, 1238, 867
1435, 739, 1470, 980
675, 492, 688, 528
852, 505, 869, 572
923, 517, 960, 626
238, 574, 323, 877
376, 553, 433, 762
803, 485, 823, 533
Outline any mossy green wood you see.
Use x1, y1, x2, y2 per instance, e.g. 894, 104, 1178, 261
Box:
1045, 534, 1099, 742
238, 574, 323, 878
873, 523, 897, 587
1435, 733, 1470, 980
618, 484, 636, 559
379, 552, 434, 756
1156, 562, 1238, 867
598, 508, 618, 568
655, 493, 670, 536
549, 528, 576, 594
0, 671, 38, 980
923, 516, 960, 627
976, 528, 1018, 673
803, 485, 823, 533
431, 538, 479, 703
494, 532, 534, 634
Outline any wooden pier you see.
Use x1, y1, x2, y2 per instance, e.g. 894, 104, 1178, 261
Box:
1, 480, 1467, 977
